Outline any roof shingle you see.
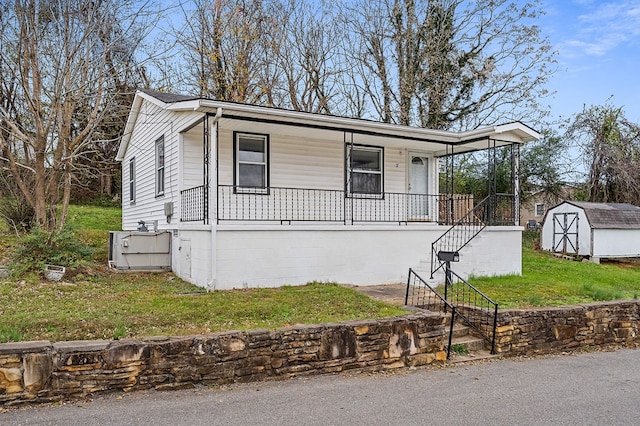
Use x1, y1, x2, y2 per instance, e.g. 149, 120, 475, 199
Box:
566, 201, 640, 229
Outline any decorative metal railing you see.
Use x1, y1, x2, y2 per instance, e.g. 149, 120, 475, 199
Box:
179, 184, 515, 227
441, 268, 498, 354
180, 185, 206, 222
217, 185, 345, 223
216, 185, 462, 224
405, 268, 498, 355
405, 268, 457, 360
430, 193, 515, 277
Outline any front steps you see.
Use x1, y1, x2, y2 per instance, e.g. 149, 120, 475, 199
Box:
446, 321, 499, 363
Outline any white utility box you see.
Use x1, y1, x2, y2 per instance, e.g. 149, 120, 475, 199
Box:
108, 231, 171, 271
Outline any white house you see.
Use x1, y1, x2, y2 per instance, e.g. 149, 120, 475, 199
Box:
541, 201, 640, 261
115, 89, 539, 290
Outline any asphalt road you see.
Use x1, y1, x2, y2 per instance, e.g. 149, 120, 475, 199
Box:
2, 348, 640, 426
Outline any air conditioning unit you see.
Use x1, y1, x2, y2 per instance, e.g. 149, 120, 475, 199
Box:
108, 231, 171, 271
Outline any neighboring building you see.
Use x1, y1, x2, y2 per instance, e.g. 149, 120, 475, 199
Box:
520, 184, 578, 228
541, 201, 640, 262
115, 89, 539, 290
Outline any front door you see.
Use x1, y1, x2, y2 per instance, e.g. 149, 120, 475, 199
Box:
552, 212, 579, 254
408, 154, 430, 220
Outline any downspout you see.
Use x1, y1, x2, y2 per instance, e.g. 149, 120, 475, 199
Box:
206, 107, 222, 290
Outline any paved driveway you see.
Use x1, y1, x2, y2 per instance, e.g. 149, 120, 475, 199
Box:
3, 348, 639, 425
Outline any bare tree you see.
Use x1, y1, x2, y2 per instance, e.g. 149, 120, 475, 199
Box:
179, 0, 279, 103
272, 0, 344, 114
342, 0, 556, 129
566, 102, 640, 204
0, 0, 154, 230
341, 0, 397, 123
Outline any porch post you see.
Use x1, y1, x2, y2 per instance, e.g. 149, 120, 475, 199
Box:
344, 131, 354, 225
513, 143, 520, 226
487, 138, 496, 225
203, 114, 209, 225
444, 145, 454, 225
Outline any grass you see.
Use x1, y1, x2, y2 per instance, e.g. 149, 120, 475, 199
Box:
66, 204, 122, 262
469, 231, 640, 308
0, 276, 406, 343
3, 209, 640, 343
450, 344, 469, 355
0, 203, 406, 343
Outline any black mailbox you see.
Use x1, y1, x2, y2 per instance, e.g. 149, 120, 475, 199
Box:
437, 251, 459, 262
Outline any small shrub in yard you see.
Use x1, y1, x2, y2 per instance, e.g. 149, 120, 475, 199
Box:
9, 227, 94, 277
0, 196, 34, 233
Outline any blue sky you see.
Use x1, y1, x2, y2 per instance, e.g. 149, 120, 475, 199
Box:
539, 0, 640, 123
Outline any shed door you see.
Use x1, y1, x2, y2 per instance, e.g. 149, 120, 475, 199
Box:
408, 154, 430, 220
552, 212, 579, 254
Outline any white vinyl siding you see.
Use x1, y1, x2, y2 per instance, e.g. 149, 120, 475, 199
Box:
218, 125, 408, 193
121, 100, 201, 230
181, 132, 204, 190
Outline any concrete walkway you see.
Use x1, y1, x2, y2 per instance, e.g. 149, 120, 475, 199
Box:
350, 283, 410, 306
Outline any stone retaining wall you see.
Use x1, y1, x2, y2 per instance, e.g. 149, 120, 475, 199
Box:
0, 312, 447, 405
3, 300, 640, 406
494, 300, 640, 354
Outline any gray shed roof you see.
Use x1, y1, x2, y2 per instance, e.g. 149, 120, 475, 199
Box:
565, 201, 640, 229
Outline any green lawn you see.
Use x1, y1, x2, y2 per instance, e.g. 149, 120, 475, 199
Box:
470, 233, 640, 308
2, 209, 640, 343
0, 276, 406, 343
0, 204, 406, 343
66, 204, 122, 262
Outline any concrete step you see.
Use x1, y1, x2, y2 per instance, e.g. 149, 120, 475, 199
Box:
446, 331, 500, 363
448, 347, 500, 364
448, 323, 470, 338
450, 335, 487, 352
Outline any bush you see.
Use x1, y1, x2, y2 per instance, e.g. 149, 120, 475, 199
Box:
9, 227, 95, 276
0, 196, 34, 233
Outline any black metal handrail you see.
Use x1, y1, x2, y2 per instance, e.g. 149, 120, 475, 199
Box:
406, 268, 498, 355
430, 193, 515, 278
442, 269, 498, 354
405, 268, 457, 360
180, 185, 206, 222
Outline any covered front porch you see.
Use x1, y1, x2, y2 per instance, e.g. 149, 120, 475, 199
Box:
178, 112, 526, 227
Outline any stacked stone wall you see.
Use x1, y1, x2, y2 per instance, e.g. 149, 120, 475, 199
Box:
0, 312, 447, 405
3, 300, 640, 406
494, 301, 639, 354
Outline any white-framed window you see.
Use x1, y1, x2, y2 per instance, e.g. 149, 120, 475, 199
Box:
234, 132, 269, 192
347, 144, 383, 196
535, 203, 545, 216
156, 136, 165, 196
129, 157, 136, 203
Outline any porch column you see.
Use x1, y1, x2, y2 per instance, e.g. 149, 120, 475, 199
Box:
203, 114, 209, 225
487, 138, 496, 225
513, 143, 520, 226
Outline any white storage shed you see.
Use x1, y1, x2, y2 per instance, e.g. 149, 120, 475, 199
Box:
541, 201, 640, 260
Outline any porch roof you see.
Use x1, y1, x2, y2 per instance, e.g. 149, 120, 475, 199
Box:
117, 89, 540, 161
